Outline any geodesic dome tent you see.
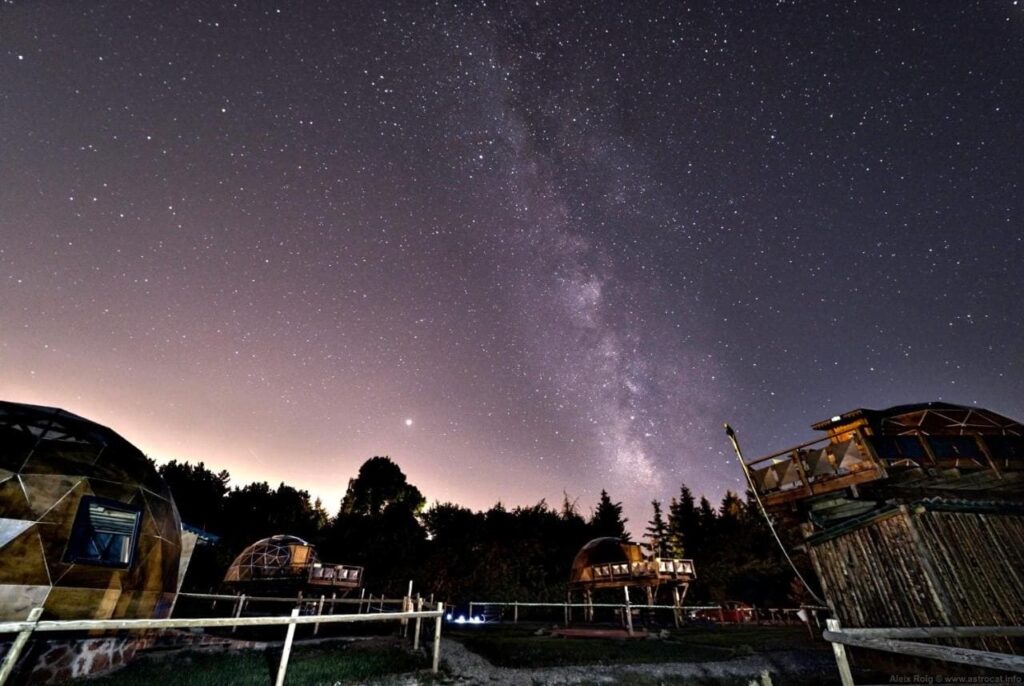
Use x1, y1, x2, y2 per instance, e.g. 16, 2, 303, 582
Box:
0, 400, 183, 621
224, 535, 316, 582
569, 537, 644, 588
568, 537, 694, 626
223, 534, 362, 593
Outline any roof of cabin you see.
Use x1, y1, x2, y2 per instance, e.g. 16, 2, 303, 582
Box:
811, 402, 1023, 436
0, 399, 167, 492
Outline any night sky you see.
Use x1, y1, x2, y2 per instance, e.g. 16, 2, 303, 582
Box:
2, 1, 1023, 532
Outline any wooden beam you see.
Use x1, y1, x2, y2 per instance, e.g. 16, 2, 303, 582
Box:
823, 629, 1024, 674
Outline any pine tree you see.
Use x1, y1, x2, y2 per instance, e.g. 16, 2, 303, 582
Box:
590, 489, 630, 540
667, 483, 698, 558
643, 500, 668, 557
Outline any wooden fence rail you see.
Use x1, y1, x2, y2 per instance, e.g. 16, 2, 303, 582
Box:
467, 600, 820, 624
823, 618, 1024, 686
0, 602, 444, 686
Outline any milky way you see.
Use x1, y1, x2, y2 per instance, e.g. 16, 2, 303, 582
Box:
2, 1, 1022, 532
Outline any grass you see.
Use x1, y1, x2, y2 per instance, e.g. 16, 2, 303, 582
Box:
87, 639, 429, 686
448, 622, 827, 669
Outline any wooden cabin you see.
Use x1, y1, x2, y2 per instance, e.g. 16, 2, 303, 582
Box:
743, 402, 1024, 635
222, 534, 362, 595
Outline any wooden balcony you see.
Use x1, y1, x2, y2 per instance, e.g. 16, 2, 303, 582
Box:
747, 430, 1024, 508
581, 557, 695, 590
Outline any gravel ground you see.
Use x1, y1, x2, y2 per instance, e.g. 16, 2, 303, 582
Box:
370, 637, 840, 686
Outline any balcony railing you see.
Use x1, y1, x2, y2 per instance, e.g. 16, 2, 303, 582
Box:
307, 563, 363, 588
746, 431, 1024, 505
587, 557, 695, 582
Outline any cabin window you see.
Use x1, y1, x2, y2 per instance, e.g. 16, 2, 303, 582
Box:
65, 497, 141, 567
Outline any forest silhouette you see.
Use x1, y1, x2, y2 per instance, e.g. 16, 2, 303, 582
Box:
161, 456, 809, 607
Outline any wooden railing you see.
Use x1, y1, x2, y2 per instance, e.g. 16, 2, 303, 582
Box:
0, 598, 443, 686
824, 619, 1024, 685
307, 563, 362, 587
746, 431, 1024, 505
587, 557, 695, 581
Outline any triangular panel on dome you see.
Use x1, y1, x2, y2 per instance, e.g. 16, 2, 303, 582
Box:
0, 477, 32, 520
0, 518, 35, 550
88, 478, 141, 505
0, 527, 51, 586
20, 473, 84, 519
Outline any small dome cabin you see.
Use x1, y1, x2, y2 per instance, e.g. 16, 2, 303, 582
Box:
568, 537, 694, 628
739, 401, 1024, 635
0, 400, 188, 622
223, 535, 362, 595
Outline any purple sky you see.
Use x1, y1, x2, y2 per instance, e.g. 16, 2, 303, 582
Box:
2, 1, 1022, 532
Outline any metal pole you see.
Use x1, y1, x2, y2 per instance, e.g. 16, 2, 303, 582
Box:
513, 601, 518, 624
274, 608, 300, 686
826, 618, 855, 686
0, 607, 43, 686
468, 602, 474, 619
724, 423, 826, 606
431, 602, 444, 673
358, 588, 366, 614
413, 597, 423, 651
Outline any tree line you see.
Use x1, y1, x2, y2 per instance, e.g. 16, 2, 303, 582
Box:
161, 456, 810, 607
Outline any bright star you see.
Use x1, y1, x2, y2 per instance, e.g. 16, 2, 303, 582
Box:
404, 418, 413, 427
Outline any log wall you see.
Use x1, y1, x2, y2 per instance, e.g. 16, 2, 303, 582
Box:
809, 506, 1024, 652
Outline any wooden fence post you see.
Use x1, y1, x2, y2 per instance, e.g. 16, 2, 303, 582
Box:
0, 607, 43, 686
274, 608, 301, 686
672, 586, 681, 628
432, 602, 444, 673
358, 588, 365, 614
402, 581, 413, 635
232, 594, 246, 633
513, 601, 518, 624
826, 618, 855, 686
313, 595, 325, 636
413, 596, 423, 651
623, 587, 634, 636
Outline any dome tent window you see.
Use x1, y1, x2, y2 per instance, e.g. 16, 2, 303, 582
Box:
65, 496, 141, 567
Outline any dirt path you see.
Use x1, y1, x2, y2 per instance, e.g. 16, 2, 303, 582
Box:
376, 637, 839, 685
